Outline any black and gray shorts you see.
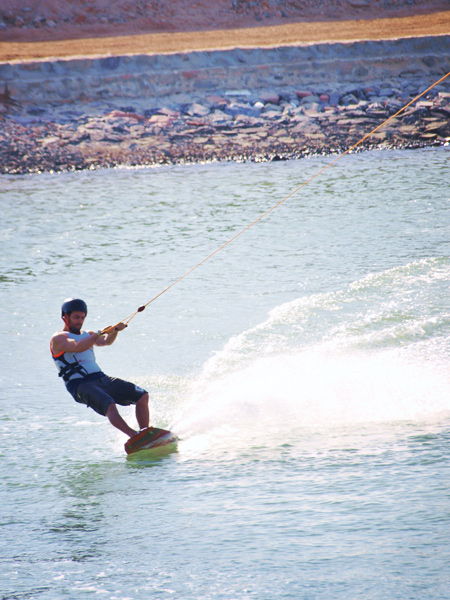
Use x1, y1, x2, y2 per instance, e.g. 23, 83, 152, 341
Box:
73, 375, 147, 416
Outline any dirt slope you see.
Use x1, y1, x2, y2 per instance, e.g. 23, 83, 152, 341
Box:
0, 0, 449, 62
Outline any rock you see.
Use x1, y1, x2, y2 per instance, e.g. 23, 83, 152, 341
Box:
300, 95, 320, 106
263, 110, 285, 120
424, 120, 448, 132
296, 91, 312, 100
379, 85, 394, 96
225, 90, 252, 98
144, 107, 160, 117
67, 133, 90, 145
27, 107, 47, 116
349, 0, 370, 7
88, 129, 107, 142
32, 15, 45, 26
274, 128, 289, 137
279, 91, 296, 103
371, 132, 389, 141
108, 109, 145, 121
187, 103, 210, 117
225, 103, 260, 118
304, 132, 327, 140
416, 101, 434, 109
432, 106, 450, 118
281, 103, 296, 115
263, 103, 282, 113
329, 92, 340, 106
366, 102, 386, 113
385, 98, 404, 110
148, 114, 173, 126
291, 123, 309, 134
158, 107, 181, 117
234, 115, 262, 126
303, 105, 321, 116
206, 95, 229, 107
209, 110, 233, 126
259, 91, 280, 104
40, 135, 61, 147
340, 93, 359, 106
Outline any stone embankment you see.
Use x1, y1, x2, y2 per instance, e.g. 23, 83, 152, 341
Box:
1, 36, 449, 174
2, 84, 450, 174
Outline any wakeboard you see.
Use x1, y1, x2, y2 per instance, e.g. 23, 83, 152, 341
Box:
125, 426, 178, 455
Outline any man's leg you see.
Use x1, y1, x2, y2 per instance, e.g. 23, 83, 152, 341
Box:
135, 392, 150, 430
106, 403, 137, 438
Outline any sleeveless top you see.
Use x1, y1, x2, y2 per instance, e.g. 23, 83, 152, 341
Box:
51, 331, 102, 393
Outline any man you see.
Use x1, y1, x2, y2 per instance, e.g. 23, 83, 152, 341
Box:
50, 298, 149, 439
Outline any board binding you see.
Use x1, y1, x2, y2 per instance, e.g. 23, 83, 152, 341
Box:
125, 426, 177, 455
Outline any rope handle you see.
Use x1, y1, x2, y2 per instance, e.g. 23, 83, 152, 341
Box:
99, 306, 146, 335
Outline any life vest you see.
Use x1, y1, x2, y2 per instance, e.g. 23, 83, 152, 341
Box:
51, 331, 102, 386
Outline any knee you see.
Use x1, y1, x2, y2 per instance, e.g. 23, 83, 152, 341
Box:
106, 403, 119, 417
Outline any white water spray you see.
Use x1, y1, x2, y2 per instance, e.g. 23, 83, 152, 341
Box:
172, 259, 450, 443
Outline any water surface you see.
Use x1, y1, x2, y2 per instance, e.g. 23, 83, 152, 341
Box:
1, 147, 450, 599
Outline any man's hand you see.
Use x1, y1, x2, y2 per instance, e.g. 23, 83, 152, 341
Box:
95, 322, 127, 346
99, 322, 127, 335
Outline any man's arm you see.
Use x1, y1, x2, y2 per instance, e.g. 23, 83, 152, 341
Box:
51, 330, 102, 355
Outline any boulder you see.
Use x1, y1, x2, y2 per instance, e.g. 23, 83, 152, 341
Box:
296, 91, 312, 100
225, 103, 260, 118
206, 95, 229, 108
340, 93, 359, 106
329, 92, 340, 106
158, 107, 181, 117
259, 91, 280, 105
263, 103, 283, 113
187, 103, 210, 117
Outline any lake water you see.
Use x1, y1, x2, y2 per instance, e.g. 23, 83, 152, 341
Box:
1, 147, 450, 600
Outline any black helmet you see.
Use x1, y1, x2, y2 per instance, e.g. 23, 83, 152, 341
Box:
61, 298, 88, 318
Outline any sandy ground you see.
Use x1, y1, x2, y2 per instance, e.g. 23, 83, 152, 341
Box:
1, 1, 449, 62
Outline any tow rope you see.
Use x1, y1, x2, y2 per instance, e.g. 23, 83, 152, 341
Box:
103, 69, 450, 334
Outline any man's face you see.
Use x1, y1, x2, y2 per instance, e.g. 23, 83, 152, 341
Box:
66, 311, 86, 334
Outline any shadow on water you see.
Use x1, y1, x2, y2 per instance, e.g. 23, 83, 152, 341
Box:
43, 448, 179, 560
125, 441, 179, 468
44, 461, 123, 562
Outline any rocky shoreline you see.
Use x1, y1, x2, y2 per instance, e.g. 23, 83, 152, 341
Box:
2, 79, 449, 175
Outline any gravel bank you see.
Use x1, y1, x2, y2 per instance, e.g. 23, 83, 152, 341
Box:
2, 80, 449, 175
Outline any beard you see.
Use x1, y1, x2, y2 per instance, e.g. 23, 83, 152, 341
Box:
69, 324, 82, 335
